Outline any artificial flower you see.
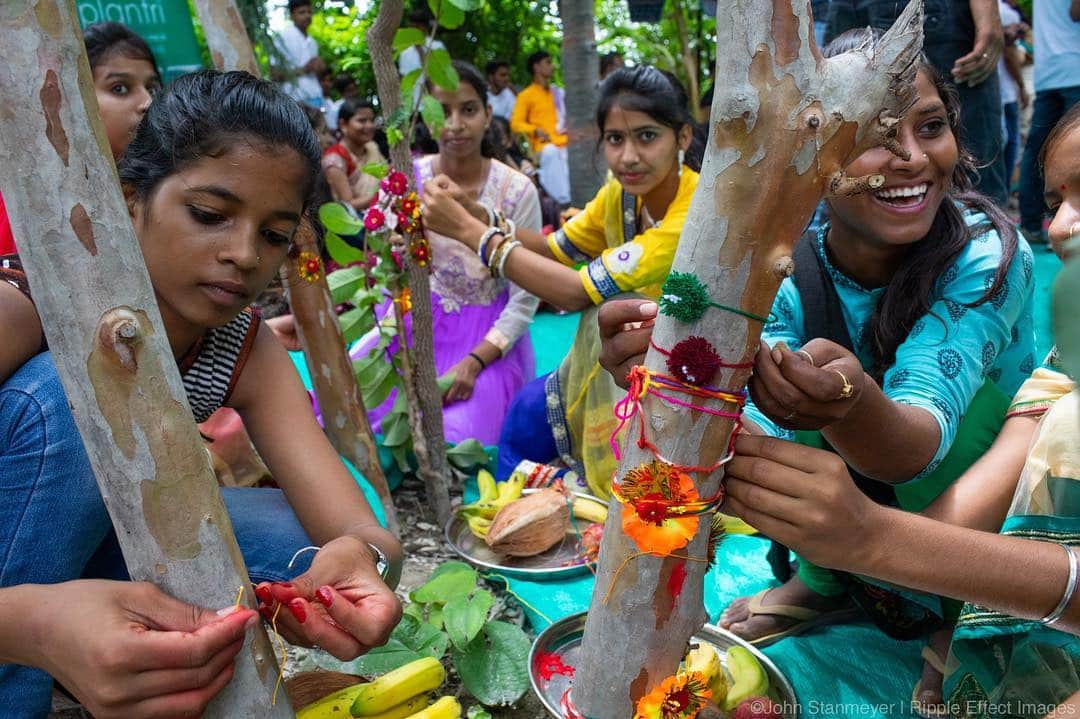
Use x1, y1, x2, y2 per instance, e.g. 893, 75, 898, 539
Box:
410, 238, 431, 266
634, 672, 711, 719
394, 287, 412, 314
382, 170, 408, 196
667, 336, 722, 385
364, 207, 385, 232
399, 196, 418, 216
617, 461, 700, 554
296, 251, 323, 283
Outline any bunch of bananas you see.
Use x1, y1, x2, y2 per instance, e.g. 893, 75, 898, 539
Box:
297, 657, 462, 719
458, 470, 608, 540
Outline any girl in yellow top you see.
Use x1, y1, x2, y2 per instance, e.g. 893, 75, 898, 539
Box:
421, 66, 701, 497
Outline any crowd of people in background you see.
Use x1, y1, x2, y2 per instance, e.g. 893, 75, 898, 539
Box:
1, 0, 1080, 715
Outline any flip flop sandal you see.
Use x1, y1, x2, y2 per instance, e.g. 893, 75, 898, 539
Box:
911, 645, 950, 719
730, 589, 862, 647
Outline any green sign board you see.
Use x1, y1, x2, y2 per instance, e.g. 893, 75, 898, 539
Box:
75, 0, 205, 82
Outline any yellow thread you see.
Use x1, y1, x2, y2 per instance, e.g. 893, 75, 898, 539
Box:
234, 586, 245, 608
269, 603, 287, 706
565, 363, 602, 419
602, 550, 708, 605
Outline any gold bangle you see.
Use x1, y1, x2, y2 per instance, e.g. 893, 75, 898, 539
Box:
796, 349, 816, 366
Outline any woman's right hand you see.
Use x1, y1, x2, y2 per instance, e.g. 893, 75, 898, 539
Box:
28, 580, 255, 719
723, 434, 882, 571
265, 314, 301, 352
598, 299, 658, 389
427, 174, 487, 224
421, 177, 485, 246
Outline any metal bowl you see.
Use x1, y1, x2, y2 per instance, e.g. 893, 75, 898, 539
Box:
444, 489, 605, 580
529, 611, 799, 718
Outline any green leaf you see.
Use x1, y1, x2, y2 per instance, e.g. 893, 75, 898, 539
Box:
350, 638, 422, 676
452, 621, 531, 706
391, 444, 412, 473
352, 350, 386, 385
446, 439, 490, 471
325, 231, 365, 266
428, 604, 444, 630
443, 590, 494, 650
426, 48, 459, 90
447, 0, 481, 10
394, 614, 449, 660
351, 615, 447, 675
420, 94, 446, 135
392, 27, 425, 51
382, 409, 412, 448
327, 266, 367, 304
339, 307, 376, 345
362, 162, 390, 180
427, 0, 465, 28
400, 69, 423, 108
387, 127, 405, 146
403, 603, 424, 623
436, 372, 454, 394
467, 707, 493, 719
319, 201, 363, 236
385, 105, 410, 130
361, 365, 399, 409
411, 562, 477, 604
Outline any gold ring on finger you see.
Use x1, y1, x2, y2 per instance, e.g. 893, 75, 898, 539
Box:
833, 369, 854, 400
796, 349, 816, 366
783, 409, 797, 421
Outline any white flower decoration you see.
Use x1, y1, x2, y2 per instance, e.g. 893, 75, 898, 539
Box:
606, 242, 644, 276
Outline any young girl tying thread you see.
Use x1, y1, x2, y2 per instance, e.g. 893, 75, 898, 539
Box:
597, 32, 1036, 712
0, 71, 401, 718
718, 104, 1080, 715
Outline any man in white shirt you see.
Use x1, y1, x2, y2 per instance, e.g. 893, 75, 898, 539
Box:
1018, 0, 1080, 242
397, 8, 446, 104
273, 0, 325, 108
486, 60, 516, 120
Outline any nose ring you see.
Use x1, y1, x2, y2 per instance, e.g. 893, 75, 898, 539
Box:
257, 255, 261, 262
922, 153, 928, 161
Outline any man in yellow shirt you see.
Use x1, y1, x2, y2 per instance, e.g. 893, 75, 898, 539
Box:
511, 51, 571, 205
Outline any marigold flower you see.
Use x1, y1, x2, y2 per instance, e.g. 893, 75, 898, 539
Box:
634, 671, 711, 719
296, 251, 322, 283
617, 462, 700, 554
394, 287, 412, 314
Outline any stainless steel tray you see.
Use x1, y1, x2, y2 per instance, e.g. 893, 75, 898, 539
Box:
529, 611, 799, 718
445, 489, 605, 580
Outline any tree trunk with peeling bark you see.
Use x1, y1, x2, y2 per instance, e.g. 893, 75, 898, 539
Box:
285, 225, 400, 535
559, 0, 605, 208
0, 3, 291, 716
191, 0, 399, 535
572, 1, 924, 716
367, 0, 452, 527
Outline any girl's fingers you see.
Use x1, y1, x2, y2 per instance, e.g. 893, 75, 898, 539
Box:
774, 346, 847, 403
122, 608, 255, 672
320, 587, 400, 648
724, 472, 805, 520
753, 340, 809, 412
733, 434, 839, 475
129, 638, 243, 700
721, 492, 799, 547
126, 661, 235, 719
725, 454, 808, 499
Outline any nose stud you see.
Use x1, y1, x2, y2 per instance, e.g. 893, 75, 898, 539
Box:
922, 153, 928, 161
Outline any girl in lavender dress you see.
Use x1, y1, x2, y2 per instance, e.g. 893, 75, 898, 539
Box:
362, 61, 540, 444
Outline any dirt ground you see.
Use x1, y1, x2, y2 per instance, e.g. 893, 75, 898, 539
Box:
48, 472, 551, 718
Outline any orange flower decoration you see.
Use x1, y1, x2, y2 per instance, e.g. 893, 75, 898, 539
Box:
394, 287, 412, 314
634, 672, 711, 719
297, 251, 322, 283
617, 462, 700, 554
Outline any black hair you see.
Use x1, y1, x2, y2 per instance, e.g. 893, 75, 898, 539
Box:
288, 0, 312, 11
821, 28, 1018, 380
527, 50, 551, 76
118, 70, 321, 209
337, 98, 376, 128
485, 60, 510, 77
82, 22, 159, 78
595, 65, 703, 172
1041, 102, 1080, 169
599, 51, 623, 77
332, 73, 357, 95
489, 116, 528, 167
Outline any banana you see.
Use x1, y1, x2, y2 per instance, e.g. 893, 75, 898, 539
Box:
350, 657, 446, 716
297, 689, 427, 719
683, 643, 728, 706
571, 496, 608, 524
722, 646, 769, 711
460, 472, 527, 539
476, 469, 498, 503
403, 696, 462, 719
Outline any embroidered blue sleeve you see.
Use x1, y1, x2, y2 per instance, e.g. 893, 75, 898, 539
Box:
550, 227, 591, 265
883, 219, 1035, 478
742, 278, 802, 440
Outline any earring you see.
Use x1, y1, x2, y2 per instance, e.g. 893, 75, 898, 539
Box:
922, 153, 928, 161
678, 149, 685, 177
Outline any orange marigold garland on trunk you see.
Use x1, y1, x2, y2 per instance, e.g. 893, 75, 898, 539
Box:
633, 671, 711, 719
614, 462, 702, 554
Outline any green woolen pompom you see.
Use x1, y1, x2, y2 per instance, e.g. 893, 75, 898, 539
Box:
659, 271, 711, 323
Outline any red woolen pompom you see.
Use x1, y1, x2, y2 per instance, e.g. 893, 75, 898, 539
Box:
666, 335, 722, 385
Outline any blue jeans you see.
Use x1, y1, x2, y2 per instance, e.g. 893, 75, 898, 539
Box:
0, 353, 315, 716
1002, 101, 1020, 191
1019, 85, 1080, 233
